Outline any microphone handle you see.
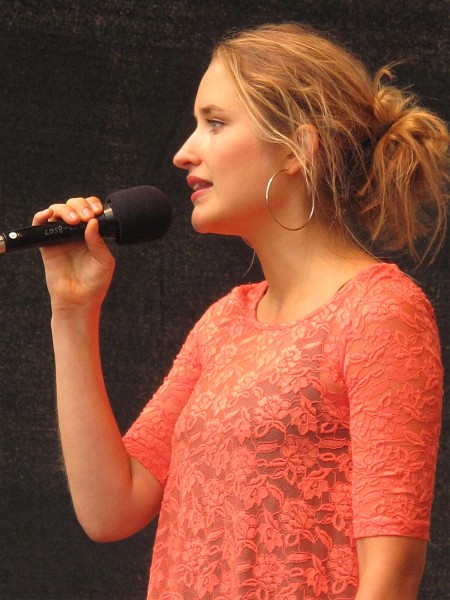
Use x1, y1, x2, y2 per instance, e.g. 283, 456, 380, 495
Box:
0, 211, 117, 253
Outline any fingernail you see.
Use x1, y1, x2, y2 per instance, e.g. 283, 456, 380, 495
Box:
82, 207, 93, 218
69, 211, 77, 220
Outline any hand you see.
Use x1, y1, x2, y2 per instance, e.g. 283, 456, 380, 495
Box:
33, 196, 116, 312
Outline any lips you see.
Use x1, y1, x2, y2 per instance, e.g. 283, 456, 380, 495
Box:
187, 175, 213, 203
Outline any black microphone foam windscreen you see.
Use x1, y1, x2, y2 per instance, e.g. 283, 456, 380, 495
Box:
104, 185, 172, 245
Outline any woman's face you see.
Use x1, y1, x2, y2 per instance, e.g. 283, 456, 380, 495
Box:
173, 60, 289, 237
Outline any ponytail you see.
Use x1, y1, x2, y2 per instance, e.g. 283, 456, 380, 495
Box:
358, 67, 449, 264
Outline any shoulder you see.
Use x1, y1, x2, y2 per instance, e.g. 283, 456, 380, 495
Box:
343, 263, 436, 325
343, 263, 443, 406
341, 264, 441, 372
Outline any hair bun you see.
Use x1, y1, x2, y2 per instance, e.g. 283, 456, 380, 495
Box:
372, 66, 408, 125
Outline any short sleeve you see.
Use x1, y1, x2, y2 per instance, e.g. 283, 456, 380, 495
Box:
344, 278, 443, 540
123, 322, 202, 489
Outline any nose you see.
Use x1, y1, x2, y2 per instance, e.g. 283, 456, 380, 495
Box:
173, 132, 201, 170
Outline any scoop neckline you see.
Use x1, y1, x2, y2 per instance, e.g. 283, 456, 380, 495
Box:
245, 262, 397, 330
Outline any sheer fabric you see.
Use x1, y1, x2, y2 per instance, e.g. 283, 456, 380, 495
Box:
124, 263, 442, 599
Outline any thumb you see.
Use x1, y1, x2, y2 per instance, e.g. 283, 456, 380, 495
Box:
84, 219, 115, 266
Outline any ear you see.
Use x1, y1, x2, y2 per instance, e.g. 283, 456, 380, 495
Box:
283, 124, 319, 176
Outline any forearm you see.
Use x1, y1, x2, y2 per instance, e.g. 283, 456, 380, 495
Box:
31, 203, 161, 540
356, 536, 426, 600
52, 309, 157, 540
356, 579, 420, 600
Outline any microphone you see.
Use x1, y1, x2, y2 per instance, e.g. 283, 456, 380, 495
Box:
0, 185, 172, 254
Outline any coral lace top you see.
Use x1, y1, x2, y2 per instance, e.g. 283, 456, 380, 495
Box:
123, 263, 442, 600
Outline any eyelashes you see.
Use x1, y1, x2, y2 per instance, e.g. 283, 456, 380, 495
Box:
207, 119, 225, 132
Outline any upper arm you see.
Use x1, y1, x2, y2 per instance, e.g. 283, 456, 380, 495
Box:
344, 281, 442, 540
81, 457, 164, 543
128, 456, 164, 525
123, 316, 204, 488
356, 536, 427, 599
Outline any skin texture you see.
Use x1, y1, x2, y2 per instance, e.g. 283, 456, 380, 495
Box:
355, 536, 426, 600
173, 61, 378, 323
35, 58, 427, 595
173, 62, 298, 239
33, 208, 163, 541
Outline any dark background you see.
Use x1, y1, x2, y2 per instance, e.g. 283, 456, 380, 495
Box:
0, 1, 448, 599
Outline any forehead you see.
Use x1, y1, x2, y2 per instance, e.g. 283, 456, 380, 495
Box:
194, 60, 241, 114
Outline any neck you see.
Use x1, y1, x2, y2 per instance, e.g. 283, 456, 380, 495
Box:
247, 221, 377, 323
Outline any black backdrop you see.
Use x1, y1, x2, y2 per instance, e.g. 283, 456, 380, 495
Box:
0, 2, 448, 599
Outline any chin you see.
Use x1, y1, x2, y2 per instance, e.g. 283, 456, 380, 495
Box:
191, 213, 225, 236
192, 221, 241, 237
191, 207, 248, 237
191, 215, 212, 234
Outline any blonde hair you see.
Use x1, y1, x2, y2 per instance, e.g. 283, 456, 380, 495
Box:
213, 23, 449, 264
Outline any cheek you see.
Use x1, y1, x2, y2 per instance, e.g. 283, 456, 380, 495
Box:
219, 147, 272, 183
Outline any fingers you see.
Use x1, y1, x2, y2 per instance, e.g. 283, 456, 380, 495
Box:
32, 207, 54, 226
33, 196, 104, 226
52, 196, 104, 224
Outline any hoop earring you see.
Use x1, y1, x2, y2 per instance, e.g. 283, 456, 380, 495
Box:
265, 169, 315, 232
241, 250, 257, 278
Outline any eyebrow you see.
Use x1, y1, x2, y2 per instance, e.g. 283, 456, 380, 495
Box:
194, 105, 231, 118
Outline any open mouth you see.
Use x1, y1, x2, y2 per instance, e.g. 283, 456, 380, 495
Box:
187, 176, 213, 203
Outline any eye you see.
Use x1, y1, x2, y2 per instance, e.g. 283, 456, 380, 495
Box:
207, 119, 225, 132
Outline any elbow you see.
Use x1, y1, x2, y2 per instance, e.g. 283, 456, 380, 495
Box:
73, 502, 158, 543
76, 512, 127, 543
68, 464, 163, 542
82, 523, 122, 544
70, 498, 130, 542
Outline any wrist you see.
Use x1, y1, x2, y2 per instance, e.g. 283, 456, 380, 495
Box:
51, 307, 102, 367
51, 304, 101, 330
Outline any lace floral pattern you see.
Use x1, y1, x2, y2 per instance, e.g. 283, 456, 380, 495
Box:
123, 263, 442, 599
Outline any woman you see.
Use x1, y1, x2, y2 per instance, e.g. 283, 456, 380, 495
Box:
34, 23, 447, 600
